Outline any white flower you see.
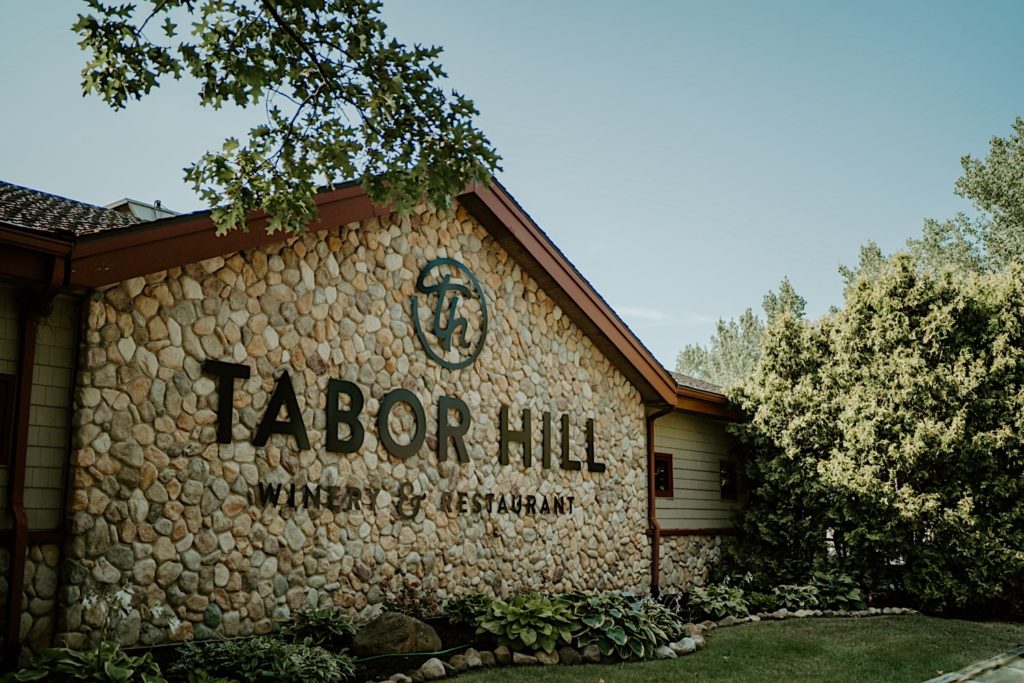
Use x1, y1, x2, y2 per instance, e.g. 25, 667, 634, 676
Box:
114, 588, 133, 611
82, 594, 98, 610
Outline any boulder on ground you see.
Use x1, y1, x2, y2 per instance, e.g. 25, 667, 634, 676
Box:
464, 648, 484, 668
353, 612, 442, 656
419, 657, 446, 681
582, 644, 602, 663
670, 637, 697, 655
513, 651, 538, 665
494, 646, 512, 664
535, 650, 559, 665
558, 646, 582, 665
654, 645, 677, 659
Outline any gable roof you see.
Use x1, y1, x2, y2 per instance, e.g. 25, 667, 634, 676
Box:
0, 178, 736, 418
0, 181, 141, 236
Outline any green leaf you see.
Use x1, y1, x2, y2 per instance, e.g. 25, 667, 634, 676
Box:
606, 626, 627, 646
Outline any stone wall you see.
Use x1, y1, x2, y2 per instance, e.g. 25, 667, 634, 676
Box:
659, 535, 721, 592
61, 202, 649, 646
19, 544, 60, 653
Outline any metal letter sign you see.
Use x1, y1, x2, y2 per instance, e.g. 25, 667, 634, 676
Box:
412, 258, 488, 370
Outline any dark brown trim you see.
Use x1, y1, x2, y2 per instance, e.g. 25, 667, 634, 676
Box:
653, 452, 674, 498
3, 256, 62, 665
646, 406, 673, 596
0, 373, 14, 466
462, 183, 677, 405
0, 529, 65, 545
654, 527, 738, 537
0, 224, 73, 256
69, 186, 383, 288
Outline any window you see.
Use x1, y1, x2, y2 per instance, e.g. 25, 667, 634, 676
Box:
0, 373, 14, 465
654, 453, 673, 497
720, 459, 738, 501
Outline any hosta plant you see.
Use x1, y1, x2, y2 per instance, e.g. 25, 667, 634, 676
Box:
278, 607, 358, 649
811, 571, 867, 610
3, 641, 165, 682
688, 583, 750, 620
168, 636, 354, 683
771, 584, 820, 611
477, 592, 578, 654
566, 592, 682, 661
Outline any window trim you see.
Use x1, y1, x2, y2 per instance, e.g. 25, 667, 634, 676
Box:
653, 452, 674, 498
0, 372, 14, 466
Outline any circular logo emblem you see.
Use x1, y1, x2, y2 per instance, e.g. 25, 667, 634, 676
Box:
411, 258, 488, 370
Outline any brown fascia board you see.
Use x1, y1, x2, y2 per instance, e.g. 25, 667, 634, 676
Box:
459, 182, 678, 406
0, 223, 72, 286
69, 184, 383, 286
61, 180, 728, 413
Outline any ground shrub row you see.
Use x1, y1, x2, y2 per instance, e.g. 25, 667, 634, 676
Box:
2, 572, 881, 682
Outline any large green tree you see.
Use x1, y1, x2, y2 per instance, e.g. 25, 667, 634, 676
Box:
74, 0, 500, 233
725, 117, 1024, 615
727, 256, 1024, 615
843, 116, 1024, 281
675, 278, 805, 388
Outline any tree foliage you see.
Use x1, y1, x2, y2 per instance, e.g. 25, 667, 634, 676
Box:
73, 0, 500, 234
675, 278, 805, 388
843, 117, 1024, 281
727, 256, 1024, 615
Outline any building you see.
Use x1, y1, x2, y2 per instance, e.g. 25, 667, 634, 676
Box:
0, 178, 742, 659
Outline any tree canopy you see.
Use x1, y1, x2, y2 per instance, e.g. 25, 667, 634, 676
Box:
727, 257, 1024, 615
843, 116, 1024, 281
723, 117, 1024, 616
74, 0, 500, 234
675, 278, 805, 388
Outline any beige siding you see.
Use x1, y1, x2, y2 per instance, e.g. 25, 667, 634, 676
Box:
25, 296, 78, 530
654, 411, 741, 529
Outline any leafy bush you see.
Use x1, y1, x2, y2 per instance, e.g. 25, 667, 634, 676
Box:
278, 607, 357, 649
3, 642, 165, 682
566, 592, 683, 660
636, 596, 687, 642
688, 583, 749, 620
746, 591, 776, 614
378, 577, 441, 620
180, 672, 237, 683
727, 255, 1024, 617
443, 594, 493, 626
771, 584, 819, 611
811, 572, 867, 610
477, 592, 578, 654
167, 637, 354, 683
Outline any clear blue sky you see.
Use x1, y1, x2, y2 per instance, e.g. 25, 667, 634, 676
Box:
3, 1, 1024, 367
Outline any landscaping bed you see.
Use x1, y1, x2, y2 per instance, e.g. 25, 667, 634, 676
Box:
455, 616, 1024, 683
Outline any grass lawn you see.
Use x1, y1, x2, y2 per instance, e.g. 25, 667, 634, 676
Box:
458, 616, 1024, 683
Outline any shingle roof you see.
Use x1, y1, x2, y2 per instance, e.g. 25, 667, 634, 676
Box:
671, 371, 724, 396
0, 180, 141, 237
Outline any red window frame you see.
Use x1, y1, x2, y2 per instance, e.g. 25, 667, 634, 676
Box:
654, 452, 674, 498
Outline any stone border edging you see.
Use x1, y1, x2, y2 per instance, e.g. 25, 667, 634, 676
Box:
366, 607, 919, 682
